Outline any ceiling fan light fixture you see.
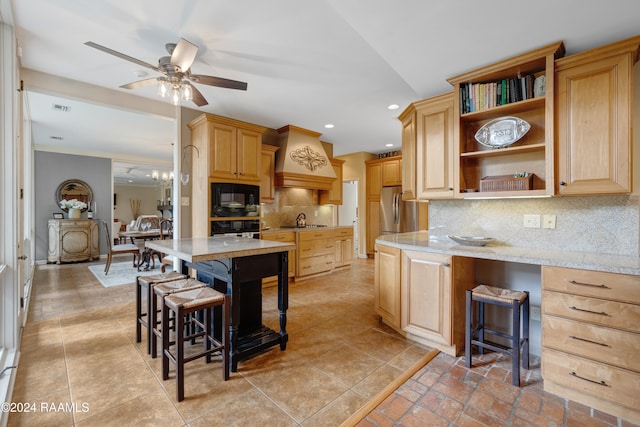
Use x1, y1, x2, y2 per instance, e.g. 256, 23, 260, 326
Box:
181, 82, 193, 102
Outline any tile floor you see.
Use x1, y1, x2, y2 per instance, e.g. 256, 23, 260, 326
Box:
9, 256, 639, 426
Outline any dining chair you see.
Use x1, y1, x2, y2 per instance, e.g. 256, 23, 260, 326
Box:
158, 218, 176, 273
102, 220, 141, 275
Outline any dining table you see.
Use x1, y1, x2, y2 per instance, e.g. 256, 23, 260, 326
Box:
120, 229, 163, 271
145, 236, 296, 372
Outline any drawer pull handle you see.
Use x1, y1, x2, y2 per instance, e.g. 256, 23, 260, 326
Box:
569, 306, 608, 316
569, 335, 610, 347
569, 371, 609, 387
568, 280, 610, 289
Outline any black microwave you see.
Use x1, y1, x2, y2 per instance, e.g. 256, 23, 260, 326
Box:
211, 183, 260, 218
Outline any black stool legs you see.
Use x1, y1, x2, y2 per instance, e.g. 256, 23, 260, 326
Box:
465, 287, 530, 386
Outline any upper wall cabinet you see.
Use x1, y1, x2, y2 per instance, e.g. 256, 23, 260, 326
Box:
415, 92, 455, 199
188, 113, 267, 185
447, 42, 565, 198
555, 36, 640, 195
319, 158, 345, 205
260, 144, 279, 203
399, 105, 417, 200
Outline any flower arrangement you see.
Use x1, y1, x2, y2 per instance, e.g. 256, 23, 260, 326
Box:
59, 199, 87, 210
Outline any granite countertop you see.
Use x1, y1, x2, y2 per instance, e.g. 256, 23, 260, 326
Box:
261, 225, 353, 234
145, 237, 296, 263
376, 231, 640, 276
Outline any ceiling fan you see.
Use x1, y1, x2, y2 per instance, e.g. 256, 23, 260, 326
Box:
84, 38, 247, 106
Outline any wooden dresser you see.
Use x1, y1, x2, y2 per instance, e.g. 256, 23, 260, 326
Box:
541, 266, 640, 424
47, 219, 99, 263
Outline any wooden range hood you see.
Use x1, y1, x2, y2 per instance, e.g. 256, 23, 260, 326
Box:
274, 125, 336, 190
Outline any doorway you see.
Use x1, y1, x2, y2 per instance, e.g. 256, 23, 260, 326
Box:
338, 180, 358, 255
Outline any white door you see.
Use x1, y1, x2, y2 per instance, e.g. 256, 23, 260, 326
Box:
338, 180, 358, 254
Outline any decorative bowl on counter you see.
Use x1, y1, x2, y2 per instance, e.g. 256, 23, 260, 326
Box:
447, 235, 495, 247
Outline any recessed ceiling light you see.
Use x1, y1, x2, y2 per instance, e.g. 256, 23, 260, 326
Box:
324, 124, 334, 129
385, 143, 394, 147
134, 70, 148, 78
50, 136, 64, 140
127, 180, 133, 183
387, 104, 400, 110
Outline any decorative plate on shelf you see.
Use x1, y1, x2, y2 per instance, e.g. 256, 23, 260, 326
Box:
448, 235, 495, 247
474, 116, 530, 149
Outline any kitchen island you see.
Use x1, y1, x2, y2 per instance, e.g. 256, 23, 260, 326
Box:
146, 236, 296, 371
374, 231, 640, 424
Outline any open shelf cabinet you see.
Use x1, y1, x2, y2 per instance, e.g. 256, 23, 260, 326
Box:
447, 41, 565, 198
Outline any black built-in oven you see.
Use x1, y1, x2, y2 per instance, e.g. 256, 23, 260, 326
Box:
210, 183, 260, 237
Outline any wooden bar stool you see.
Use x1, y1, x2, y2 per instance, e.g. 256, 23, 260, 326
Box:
465, 284, 530, 386
162, 286, 229, 402
150, 278, 207, 359
136, 272, 187, 354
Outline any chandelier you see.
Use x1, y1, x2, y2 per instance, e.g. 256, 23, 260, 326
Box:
157, 77, 193, 106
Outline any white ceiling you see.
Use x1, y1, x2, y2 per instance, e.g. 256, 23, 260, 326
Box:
8, 0, 640, 184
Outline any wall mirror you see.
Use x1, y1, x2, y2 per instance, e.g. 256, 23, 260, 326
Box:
55, 179, 93, 212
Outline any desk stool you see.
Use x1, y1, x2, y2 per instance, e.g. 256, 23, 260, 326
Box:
162, 286, 229, 401
465, 284, 530, 386
151, 278, 207, 359
136, 272, 187, 354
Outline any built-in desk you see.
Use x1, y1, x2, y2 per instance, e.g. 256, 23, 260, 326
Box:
145, 236, 296, 371
375, 231, 640, 424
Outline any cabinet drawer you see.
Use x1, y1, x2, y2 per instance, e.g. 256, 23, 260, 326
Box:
298, 239, 334, 258
298, 230, 331, 241
333, 228, 353, 238
298, 255, 334, 276
542, 315, 640, 372
542, 290, 640, 332
542, 348, 640, 410
542, 266, 640, 304
262, 232, 295, 242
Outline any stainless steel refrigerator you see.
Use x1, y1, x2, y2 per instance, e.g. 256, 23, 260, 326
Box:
379, 186, 419, 234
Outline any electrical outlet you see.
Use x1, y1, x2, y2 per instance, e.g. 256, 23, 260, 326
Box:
530, 306, 541, 321
181, 197, 190, 206
543, 214, 556, 229
523, 214, 541, 228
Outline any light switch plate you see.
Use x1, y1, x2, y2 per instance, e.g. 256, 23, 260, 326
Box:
543, 214, 556, 229
181, 197, 190, 206
523, 214, 540, 228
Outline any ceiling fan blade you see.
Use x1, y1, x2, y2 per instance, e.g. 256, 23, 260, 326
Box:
189, 85, 209, 106
85, 41, 159, 72
119, 78, 159, 90
170, 38, 198, 73
189, 74, 248, 91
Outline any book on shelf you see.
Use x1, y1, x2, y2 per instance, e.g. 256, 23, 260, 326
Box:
459, 73, 539, 114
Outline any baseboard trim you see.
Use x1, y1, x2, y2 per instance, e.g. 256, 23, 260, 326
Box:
339, 348, 440, 427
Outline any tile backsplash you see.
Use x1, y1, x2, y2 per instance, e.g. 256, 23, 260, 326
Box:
428, 195, 640, 256
260, 188, 334, 228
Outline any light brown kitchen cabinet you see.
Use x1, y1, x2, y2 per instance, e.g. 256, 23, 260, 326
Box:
187, 113, 266, 184
296, 229, 335, 278
366, 199, 380, 256
47, 219, 99, 264
399, 105, 417, 201
261, 231, 296, 286
188, 113, 267, 238
381, 157, 402, 187
374, 244, 401, 329
366, 160, 382, 199
541, 266, 640, 424
414, 92, 455, 199
319, 158, 345, 205
401, 250, 474, 355
366, 157, 401, 256
448, 42, 564, 198
555, 36, 640, 195
333, 228, 353, 268
260, 144, 279, 203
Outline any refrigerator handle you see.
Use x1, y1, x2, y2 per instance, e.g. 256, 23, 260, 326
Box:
393, 192, 399, 225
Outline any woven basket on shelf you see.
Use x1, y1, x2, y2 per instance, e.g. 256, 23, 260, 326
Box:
479, 174, 534, 192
